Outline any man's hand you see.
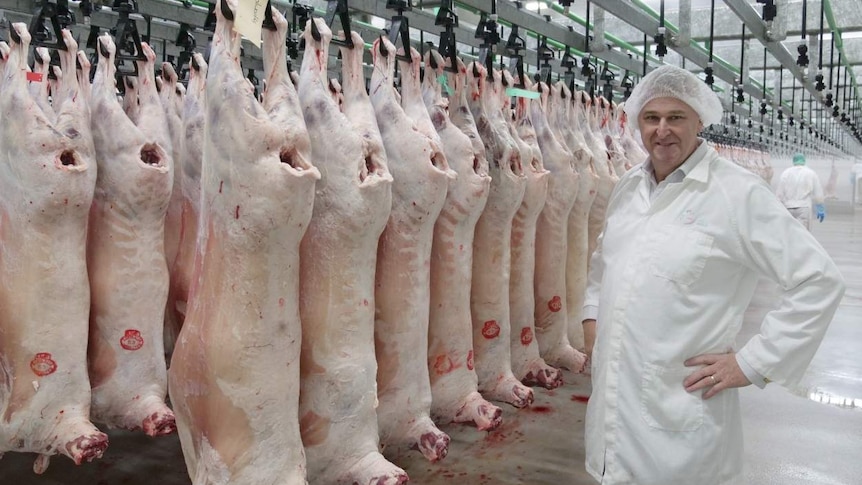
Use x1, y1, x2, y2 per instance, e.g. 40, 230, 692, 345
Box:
683, 352, 751, 399
582, 319, 596, 362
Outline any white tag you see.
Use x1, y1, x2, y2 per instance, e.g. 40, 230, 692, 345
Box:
234, 0, 268, 47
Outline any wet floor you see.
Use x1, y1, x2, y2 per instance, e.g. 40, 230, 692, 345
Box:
1, 207, 859, 485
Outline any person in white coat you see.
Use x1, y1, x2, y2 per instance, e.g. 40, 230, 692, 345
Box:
775, 153, 826, 229
580, 65, 845, 485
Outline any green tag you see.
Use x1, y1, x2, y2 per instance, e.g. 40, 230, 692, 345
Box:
506, 87, 540, 99
437, 74, 454, 96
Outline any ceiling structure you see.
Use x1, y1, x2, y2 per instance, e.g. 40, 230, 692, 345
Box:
1, 0, 861, 156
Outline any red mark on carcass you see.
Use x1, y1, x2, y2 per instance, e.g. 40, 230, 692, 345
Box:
362, 299, 369, 307
120, 329, 144, 351
218, 181, 223, 193
235, 205, 240, 219
548, 296, 562, 313
481, 320, 500, 339
571, 394, 590, 403
26, 72, 43, 82
466, 350, 474, 370
433, 355, 454, 375
278, 298, 285, 307
30, 353, 57, 376
520, 327, 533, 346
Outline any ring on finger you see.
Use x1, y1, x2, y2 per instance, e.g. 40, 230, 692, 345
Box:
709, 375, 717, 385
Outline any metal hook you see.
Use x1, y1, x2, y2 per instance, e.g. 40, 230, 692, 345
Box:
220, 0, 234, 21
428, 51, 438, 70
262, 1, 277, 31
98, 37, 110, 59
310, 18, 321, 42
378, 36, 389, 57
191, 55, 200, 71
471, 61, 480, 77
9, 21, 21, 45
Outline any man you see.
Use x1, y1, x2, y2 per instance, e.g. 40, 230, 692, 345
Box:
580, 65, 845, 485
775, 153, 826, 229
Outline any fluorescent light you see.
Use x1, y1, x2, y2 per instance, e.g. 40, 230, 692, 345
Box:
524, 1, 543, 11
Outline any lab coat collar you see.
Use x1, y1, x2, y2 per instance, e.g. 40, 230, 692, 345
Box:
640, 139, 711, 185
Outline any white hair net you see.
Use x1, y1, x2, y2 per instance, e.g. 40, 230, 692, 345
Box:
624, 64, 723, 127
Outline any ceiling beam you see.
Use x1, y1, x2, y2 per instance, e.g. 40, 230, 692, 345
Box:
723, 0, 860, 151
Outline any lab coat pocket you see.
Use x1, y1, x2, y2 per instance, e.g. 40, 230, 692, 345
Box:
650, 227, 714, 286
640, 363, 704, 432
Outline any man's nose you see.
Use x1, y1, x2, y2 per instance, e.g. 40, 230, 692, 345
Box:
656, 118, 671, 136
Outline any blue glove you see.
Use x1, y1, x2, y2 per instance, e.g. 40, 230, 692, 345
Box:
815, 204, 826, 222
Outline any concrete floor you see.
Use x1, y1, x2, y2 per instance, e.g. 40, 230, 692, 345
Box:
0, 208, 859, 484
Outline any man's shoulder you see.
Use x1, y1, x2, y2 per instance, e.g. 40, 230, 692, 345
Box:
707, 154, 773, 200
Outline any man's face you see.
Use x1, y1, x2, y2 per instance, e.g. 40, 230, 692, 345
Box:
638, 97, 704, 180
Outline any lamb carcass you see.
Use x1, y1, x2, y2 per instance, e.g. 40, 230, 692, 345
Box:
297, 21, 407, 485
465, 63, 533, 408
168, 2, 319, 483
548, 83, 599, 351
422, 51, 502, 430
580, 91, 618, 261
370, 38, 454, 462
164, 53, 207, 352
529, 82, 586, 372
615, 101, 647, 168
0, 26, 106, 472
159, 62, 186, 355
504, 78, 562, 389
28, 47, 54, 120
87, 34, 175, 436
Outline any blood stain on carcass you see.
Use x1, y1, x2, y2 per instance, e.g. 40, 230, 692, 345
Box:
218, 180, 224, 193
531, 405, 553, 414
520, 327, 533, 345
466, 350, 474, 370
120, 329, 144, 351
30, 353, 57, 376
571, 394, 590, 403
278, 298, 285, 307
481, 320, 500, 339
548, 296, 562, 313
235, 205, 240, 219
362, 299, 369, 307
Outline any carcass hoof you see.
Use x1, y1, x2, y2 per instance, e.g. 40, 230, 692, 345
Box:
142, 409, 177, 437
475, 403, 503, 432
536, 367, 564, 390
65, 431, 109, 465
511, 384, 534, 409
417, 429, 450, 463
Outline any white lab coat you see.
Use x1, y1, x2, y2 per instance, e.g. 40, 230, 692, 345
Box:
583, 142, 845, 485
775, 164, 824, 210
